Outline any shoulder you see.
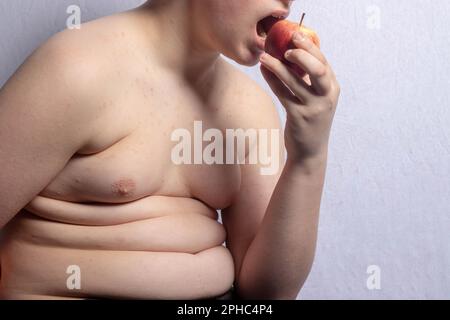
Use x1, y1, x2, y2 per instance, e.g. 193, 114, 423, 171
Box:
216, 58, 282, 130
26, 15, 128, 87
0, 16, 133, 149
2, 13, 140, 118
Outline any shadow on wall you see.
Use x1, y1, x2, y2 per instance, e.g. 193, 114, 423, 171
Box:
0, 0, 143, 87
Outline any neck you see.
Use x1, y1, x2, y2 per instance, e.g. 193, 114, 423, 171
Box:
134, 0, 220, 86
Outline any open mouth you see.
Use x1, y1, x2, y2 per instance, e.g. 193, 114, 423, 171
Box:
256, 13, 288, 39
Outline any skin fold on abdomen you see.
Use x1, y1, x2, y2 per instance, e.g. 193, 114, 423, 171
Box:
0, 195, 235, 299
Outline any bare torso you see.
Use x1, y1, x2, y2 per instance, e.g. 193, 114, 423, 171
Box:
0, 11, 265, 299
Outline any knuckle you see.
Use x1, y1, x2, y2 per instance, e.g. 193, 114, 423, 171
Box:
287, 104, 303, 119
332, 81, 341, 99
301, 112, 318, 123
302, 99, 335, 121
313, 65, 327, 77
302, 106, 324, 121
289, 49, 303, 62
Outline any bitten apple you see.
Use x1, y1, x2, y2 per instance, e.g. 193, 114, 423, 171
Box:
264, 14, 320, 77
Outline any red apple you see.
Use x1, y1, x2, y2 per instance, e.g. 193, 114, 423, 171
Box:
264, 14, 320, 77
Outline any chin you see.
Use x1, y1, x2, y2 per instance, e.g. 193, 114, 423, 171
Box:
226, 47, 262, 67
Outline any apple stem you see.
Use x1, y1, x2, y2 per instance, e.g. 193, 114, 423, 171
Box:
299, 13, 306, 27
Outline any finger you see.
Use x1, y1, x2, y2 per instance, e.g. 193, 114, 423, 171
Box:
284, 49, 332, 95
292, 32, 328, 65
260, 65, 300, 110
260, 53, 314, 103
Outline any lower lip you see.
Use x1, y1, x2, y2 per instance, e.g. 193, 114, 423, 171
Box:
255, 28, 267, 51
256, 36, 266, 51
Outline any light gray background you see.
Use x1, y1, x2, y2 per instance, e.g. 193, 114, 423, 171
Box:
1, 0, 449, 299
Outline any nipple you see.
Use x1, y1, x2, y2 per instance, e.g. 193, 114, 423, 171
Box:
111, 178, 136, 197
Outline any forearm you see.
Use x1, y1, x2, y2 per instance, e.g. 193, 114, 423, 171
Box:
236, 154, 327, 299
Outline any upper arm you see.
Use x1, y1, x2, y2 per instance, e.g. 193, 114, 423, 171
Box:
221, 78, 286, 279
0, 35, 99, 228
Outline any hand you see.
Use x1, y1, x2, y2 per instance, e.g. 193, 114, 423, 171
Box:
260, 32, 340, 164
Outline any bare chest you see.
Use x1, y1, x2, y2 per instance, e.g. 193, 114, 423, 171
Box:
39, 85, 242, 210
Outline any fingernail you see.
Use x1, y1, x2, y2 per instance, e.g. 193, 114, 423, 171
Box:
285, 50, 293, 58
293, 32, 306, 42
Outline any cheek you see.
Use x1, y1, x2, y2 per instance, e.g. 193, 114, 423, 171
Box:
206, 14, 243, 48
199, 0, 260, 64
208, 1, 253, 36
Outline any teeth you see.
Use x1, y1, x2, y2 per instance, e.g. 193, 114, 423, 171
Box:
271, 14, 286, 19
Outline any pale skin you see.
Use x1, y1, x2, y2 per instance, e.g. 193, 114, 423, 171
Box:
0, 0, 339, 299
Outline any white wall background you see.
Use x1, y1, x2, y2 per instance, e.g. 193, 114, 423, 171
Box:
1, 0, 449, 299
